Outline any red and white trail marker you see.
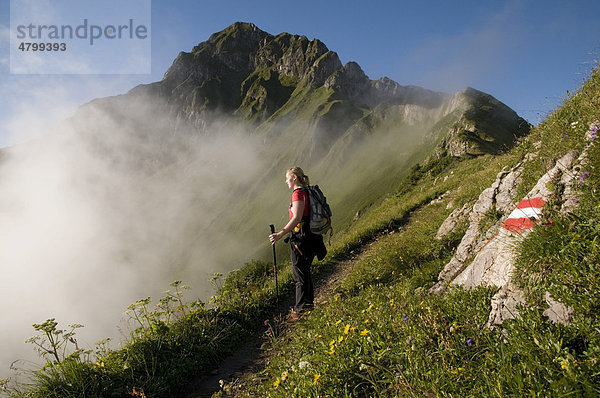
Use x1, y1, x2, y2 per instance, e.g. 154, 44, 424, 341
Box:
502, 197, 546, 233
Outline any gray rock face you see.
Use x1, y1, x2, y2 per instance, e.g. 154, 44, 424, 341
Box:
543, 292, 574, 325
325, 62, 370, 101
435, 202, 470, 240
430, 163, 523, 294
306, 51, 343, 87
432, 144, 592, 325
487, 282, 526, 326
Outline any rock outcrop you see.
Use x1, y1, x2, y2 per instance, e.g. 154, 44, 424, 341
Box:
432, 135, 596, 326
430, 162, 524, 294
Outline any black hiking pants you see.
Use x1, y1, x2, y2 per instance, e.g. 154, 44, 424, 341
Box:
290, 241, 314, 312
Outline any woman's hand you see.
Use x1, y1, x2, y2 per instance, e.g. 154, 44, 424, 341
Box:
269, 231, 284, 244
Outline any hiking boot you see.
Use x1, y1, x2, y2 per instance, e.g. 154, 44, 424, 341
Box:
287, 309, 300, 322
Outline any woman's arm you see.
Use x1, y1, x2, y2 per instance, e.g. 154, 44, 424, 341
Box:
269, 199, 304, 244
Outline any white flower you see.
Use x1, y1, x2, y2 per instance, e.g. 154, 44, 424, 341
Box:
299, 361, 311, 370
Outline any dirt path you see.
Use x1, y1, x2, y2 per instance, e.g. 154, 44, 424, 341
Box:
181, 217, 410, 397
179, 253, 361, 398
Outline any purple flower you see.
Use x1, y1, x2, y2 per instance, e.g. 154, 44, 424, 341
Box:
266, 327, 272, 334
264, 319, 269, 326
466, 338, 473, 346
403, 314, 408, 322
580, 171, 591, 183
562, 132, 569, 139
591, 123, 599, 133
573, 198, 579, 204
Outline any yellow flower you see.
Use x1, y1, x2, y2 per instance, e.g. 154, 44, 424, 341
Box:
329, 348, 335, 355
281, 371, 288, 381
338, 335, 344, 343
335, 320, 342, 326
313, 374, 321, 384
273, 377, 281, 388
344, 324, 350, 335
361, 329, 369, 336
364, 319, 369, 324
329, 339, 336, 346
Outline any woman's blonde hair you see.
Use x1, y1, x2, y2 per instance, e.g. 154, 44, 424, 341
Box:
287, 166, 310, 187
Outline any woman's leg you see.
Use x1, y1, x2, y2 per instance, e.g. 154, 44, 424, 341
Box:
291, 244, 314, 311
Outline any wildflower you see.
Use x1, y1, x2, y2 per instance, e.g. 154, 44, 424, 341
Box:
273, 377, 281, 388
403, 314, 408, 322
281, 371, 288, 381
561, 132, 569, 139
264, 320, 269, 326
329, 348, 335, 355
573, 198, 579, 204
571, 121, 579, 128
580, 171, 591, 183
330, 339, 336, 346
313, 373, 321, 384
299, 361, 310, 370
266, 327, 272, 334
361, 329, 369, 336
466, 338, 473, 346
344, 324, 350, 335
335, 320, 342, 326
364, 319, 369, 324
338, 335, 344, 343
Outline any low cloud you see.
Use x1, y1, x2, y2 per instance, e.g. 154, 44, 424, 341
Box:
0, 90, 268, 379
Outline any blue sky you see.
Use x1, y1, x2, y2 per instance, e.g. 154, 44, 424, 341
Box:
0, 0, 599, 147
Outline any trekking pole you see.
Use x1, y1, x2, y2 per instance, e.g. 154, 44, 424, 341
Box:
270, 224, 279, 304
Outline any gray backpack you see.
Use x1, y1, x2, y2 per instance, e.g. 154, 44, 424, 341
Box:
305, 185, 332, 236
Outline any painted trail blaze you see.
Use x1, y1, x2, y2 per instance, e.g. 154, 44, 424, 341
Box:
502, 197, 546, 233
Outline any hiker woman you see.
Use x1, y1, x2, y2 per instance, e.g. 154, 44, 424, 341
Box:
269, 167, 314, 318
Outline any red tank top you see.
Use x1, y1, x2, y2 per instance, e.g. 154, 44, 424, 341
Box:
289, 188, 310, 220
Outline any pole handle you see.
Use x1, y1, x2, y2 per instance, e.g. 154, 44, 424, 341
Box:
270, 224, 275, 234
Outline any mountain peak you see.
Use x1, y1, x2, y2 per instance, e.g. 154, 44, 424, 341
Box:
203, 22, 270, 54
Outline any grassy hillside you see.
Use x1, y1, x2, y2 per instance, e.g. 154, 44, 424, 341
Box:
5, 61, 598, 398
231, 66, 600, 396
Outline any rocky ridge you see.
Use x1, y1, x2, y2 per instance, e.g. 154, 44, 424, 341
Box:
432, 123, 598, 326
